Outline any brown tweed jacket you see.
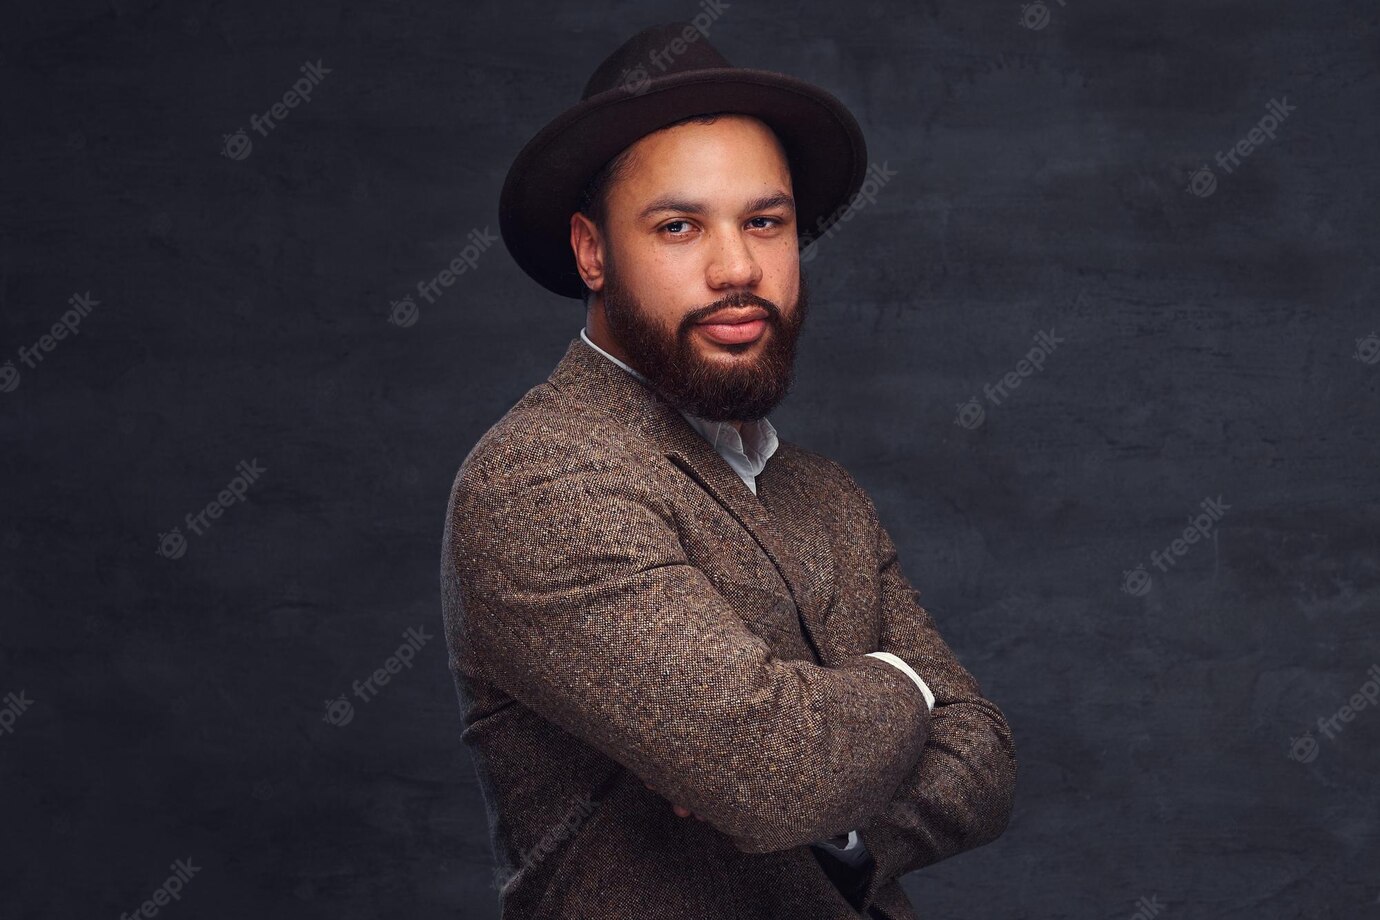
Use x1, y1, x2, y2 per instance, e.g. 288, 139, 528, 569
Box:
440, 336, 1016, 919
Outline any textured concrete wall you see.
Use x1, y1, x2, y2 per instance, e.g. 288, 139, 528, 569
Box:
2, 1, 1376, 917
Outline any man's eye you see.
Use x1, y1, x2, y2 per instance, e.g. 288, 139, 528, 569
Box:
749, 216, 781, 229
661, 220, 692, 235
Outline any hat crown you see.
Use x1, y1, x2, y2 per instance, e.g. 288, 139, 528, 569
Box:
581, 22, 732, 100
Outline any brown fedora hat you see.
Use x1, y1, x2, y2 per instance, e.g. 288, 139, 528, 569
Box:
498, 21, 869, 299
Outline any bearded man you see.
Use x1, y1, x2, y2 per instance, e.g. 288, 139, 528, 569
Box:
440, 22, 1016, 920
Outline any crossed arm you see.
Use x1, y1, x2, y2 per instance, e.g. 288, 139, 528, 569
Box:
639, 473, 1017, 907
445, 434, 935, 854
446, 432, 1013, 879
844, 484, 1018, 909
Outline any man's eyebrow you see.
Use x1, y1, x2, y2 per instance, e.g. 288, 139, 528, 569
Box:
637, 192, 796, 222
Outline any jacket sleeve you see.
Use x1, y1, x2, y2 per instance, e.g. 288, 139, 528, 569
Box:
441, 426, 934, 855
844, 487, 1018, 909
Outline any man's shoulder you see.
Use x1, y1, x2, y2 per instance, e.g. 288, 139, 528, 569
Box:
451, 379, 653, 492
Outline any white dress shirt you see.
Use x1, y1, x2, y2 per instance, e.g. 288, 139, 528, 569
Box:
578, 327, 935, 863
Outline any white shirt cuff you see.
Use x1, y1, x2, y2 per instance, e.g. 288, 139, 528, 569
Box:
866, 652, 935, 710
812, 828, 870, 867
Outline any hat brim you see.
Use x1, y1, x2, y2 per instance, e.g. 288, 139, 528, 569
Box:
499, 67, 868, 299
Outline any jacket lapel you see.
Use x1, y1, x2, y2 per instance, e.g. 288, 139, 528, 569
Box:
662, 440, 828, 657
546, 336, 828, 660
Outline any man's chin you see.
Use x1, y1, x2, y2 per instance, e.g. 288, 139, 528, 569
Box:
599, 272, 806, 421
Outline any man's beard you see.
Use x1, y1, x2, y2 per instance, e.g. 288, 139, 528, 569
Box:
600, 255, 809, 422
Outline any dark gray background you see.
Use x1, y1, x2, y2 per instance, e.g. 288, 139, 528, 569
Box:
2, 1, 1377, 918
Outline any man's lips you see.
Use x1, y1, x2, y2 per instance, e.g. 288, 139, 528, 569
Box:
695, 306, 769, 345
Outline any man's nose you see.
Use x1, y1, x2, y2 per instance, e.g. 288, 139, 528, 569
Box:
706, 230, 761, 290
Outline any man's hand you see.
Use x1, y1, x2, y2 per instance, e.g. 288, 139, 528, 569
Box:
644, 781, 707, 821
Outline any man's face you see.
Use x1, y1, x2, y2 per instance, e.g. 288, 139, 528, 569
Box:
585, 114, 808, 422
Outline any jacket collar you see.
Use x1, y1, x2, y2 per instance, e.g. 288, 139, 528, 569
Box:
547, 335, 827, 655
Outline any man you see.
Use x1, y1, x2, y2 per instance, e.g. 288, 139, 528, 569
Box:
441, 22, 1016, 919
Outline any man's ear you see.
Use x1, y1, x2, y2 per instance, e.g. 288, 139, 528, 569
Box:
570, 212, 606, 295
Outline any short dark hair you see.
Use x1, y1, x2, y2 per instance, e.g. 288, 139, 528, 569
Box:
575, 112, 794, 306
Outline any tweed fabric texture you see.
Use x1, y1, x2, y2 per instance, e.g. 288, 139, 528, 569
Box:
440, 336, 1017, 919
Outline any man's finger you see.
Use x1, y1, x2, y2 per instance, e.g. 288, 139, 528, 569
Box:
645, 782, 706, 821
